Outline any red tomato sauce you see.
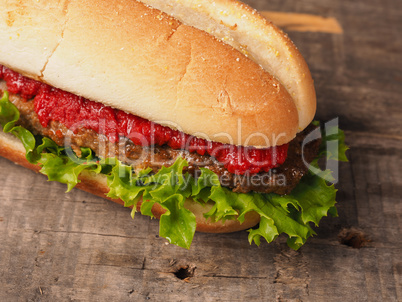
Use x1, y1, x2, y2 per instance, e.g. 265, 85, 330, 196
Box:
0, 65, 288, 175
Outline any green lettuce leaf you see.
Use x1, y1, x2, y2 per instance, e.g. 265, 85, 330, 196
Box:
0, 92, 104, 191
106, 157, 196, 247
0, 91, 348, 250
159, 194, 196, 249
314, 120, 349, 162
0, 92, 38, 162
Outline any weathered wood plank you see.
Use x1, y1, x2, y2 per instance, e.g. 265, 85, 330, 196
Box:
269, 0, 402, 137
1, 0, 401, 301
1, 132, 401, 301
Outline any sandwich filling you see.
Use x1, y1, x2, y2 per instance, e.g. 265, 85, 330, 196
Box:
0, 68, 348, 250
0, 65, 320, 194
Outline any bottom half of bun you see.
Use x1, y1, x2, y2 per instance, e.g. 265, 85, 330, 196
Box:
0, 129, 261, 233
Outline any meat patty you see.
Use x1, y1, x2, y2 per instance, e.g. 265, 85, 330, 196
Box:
3, 83, 320, 195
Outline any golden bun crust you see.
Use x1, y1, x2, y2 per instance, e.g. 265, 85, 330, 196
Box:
0, 129, 260, 233
142, 0, 317, 132
0, 0, 316, 147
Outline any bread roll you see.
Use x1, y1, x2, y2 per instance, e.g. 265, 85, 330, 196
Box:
0, 0, 316, 147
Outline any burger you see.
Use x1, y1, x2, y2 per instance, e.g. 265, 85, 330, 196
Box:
0, 0, 347, 249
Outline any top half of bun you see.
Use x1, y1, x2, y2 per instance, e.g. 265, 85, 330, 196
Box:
0, 0, 316, 147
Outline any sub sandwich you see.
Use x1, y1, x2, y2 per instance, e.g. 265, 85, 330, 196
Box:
0, 0, 347, 249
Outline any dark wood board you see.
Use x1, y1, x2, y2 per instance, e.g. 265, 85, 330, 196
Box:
0, 0, 401, 301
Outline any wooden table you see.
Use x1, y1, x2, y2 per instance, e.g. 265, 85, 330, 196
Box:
1, 0, 401, 301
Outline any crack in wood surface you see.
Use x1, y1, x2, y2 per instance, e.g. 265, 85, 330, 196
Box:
345, 130, 402, 142
79, 263, 145, 270
202, 274, 267, 280
23, 228, 148, 240
141, 257, 146, 270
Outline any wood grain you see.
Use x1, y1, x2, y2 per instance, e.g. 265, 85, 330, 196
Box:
1, 0, 401, 301
261, 11, 343, 34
